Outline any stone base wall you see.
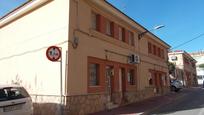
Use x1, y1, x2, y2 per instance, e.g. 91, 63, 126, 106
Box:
124, 87, 155, 105
31, 95, 62, 115
31, 87, 170, 115
64, 94, 108, 115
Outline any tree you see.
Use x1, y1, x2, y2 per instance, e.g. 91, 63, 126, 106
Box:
199, 63, 204, 68
168, 62, 175, 74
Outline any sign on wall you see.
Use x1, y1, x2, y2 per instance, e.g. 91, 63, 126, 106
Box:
46, 46, 61, 62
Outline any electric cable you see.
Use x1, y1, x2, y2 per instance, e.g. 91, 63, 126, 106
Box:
171, 33, 204, 50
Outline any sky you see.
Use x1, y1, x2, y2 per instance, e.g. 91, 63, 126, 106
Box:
107, 0, 204, 53
0, 0, 26, 17
0, 0, 204, 53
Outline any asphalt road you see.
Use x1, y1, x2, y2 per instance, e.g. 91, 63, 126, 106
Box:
149, 87, 204, 115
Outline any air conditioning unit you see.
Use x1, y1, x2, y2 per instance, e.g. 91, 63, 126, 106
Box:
129, 54, 140, 64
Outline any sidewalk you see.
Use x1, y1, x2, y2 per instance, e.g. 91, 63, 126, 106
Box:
90, 90, 187, 115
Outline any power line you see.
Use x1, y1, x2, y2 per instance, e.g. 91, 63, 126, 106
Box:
0, 40, 68, 61
171, 33, 204, 50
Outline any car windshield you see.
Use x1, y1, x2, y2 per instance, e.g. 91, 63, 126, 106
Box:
0, 87, 30, 102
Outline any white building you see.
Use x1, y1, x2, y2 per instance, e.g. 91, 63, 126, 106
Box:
190, 51, 204, 85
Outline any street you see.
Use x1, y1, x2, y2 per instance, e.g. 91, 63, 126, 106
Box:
149, 87, 204, 115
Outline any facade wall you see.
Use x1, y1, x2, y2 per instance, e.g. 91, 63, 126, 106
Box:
67, 0, 170, 114
0, 0, 69, 115
190, 52, 204, 84
0, 0, 170, 115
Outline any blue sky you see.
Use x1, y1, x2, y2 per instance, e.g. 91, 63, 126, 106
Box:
107, 0, 204, 52
0, 0, 26, 17
0, 0, 204, 52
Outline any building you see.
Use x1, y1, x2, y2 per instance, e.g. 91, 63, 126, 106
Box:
168, 50, 197, 87
190, 51, 204, 85
0, 0, 170, 114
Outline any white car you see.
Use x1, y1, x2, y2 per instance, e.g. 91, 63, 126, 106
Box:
0, 85, 33, 115
170, 80, 183, 92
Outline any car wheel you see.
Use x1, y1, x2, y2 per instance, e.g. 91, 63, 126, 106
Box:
171, 86, 177, 92
175, 88, 180, 92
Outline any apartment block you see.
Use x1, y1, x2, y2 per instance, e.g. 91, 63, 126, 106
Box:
168, 50, 197, 87
0, 0, 170, 114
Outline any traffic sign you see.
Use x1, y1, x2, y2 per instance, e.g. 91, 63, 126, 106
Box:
46, 46, 61, 62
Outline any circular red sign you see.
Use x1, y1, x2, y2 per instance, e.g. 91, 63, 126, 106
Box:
46, 46, 61, 62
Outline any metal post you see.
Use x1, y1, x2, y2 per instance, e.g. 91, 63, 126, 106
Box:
60, 48, 63, 115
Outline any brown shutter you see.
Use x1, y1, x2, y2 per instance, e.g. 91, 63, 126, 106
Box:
97, 15, 106, 34
124, 29, 129, 43
153, 45, 156, 55
158, 47, 161, 57
113, 23, 119, 39
122, 28, 126, 42
148, 42, 152, 54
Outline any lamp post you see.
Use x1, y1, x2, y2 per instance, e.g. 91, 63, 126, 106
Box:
138, 25, 165, 40
137, 24, 165, 91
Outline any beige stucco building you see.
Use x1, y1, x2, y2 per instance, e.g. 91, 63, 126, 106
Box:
168, 50, 197, 87
0, 0, 170, 114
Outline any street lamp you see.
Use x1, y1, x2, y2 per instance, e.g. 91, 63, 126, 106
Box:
138, 25, 165, 40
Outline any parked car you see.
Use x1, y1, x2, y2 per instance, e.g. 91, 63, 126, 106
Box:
170, 80, 183, 92
0, 85, 33, 115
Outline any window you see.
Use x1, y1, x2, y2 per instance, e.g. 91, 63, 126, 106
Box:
89, 63, 99, 86
149, 73, 153, 85
148, 42, 152, 54
127, 69, 135, 85
0, 87, 29, 102
119, 26, 125, 42
91, 12, 97, 30
184, 57, 189, 64
128, 31, 134, 46
192, 63, 195, 68
105, 20, 114, 36
171, 56, 177, 61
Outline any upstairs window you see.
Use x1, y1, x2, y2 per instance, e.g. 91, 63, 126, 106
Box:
171, 56, 178, 61
105, 20, 113, 36
91, 12, 97, 30
119, 26, 125, 42
128, 31, 134, 46
89, 63, 100, 86
184, 57, 189, 64
192, 63, 195, 68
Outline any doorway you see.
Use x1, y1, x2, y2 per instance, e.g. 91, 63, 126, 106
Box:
105, 65, 114, 102
119, 68, 126, 101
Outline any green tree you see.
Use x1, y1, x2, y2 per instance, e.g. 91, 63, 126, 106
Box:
199, 63, 204, 68
168, 62, 175, 74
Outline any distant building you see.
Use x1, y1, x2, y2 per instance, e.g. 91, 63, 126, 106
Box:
190, 51, 204, 85
168, 50, 197, 87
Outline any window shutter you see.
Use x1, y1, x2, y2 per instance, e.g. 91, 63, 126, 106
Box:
97, 15, 106, 34
113, 23, 118, 39
148, 42, 152, 54
124, 29, 129, 43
